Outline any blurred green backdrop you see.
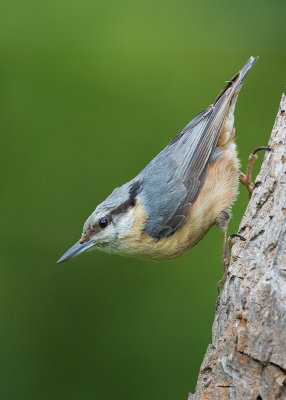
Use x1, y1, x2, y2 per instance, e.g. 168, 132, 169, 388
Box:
1, 0, 286, 399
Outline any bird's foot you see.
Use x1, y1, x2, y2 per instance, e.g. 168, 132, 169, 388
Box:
239, 146, 271, 198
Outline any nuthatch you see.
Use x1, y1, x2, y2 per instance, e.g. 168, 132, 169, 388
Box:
58, 56, 268, 285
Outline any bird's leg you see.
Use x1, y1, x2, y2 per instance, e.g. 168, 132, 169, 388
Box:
216, 211, 246, 292
239, 146, 271, 198
217, 229, 228, 291
216, 211, 231, 291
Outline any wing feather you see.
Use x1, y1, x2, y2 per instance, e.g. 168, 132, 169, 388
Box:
138, 57, 257, 239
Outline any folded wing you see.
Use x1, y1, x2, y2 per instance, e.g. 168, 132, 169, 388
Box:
137, 57, 257, 240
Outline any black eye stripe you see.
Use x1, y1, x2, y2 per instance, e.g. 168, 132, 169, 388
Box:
99, 217, 108, 228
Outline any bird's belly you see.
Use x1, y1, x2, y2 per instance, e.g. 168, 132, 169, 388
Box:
120, 142, 239, 261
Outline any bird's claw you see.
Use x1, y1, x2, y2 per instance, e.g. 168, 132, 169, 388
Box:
239, 146, 271, 198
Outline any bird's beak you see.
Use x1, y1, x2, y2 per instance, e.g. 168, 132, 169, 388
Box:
57, 240, 95, 263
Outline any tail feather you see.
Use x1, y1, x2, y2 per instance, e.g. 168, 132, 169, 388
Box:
214, 56, 258, 105
235, 56, 258, 91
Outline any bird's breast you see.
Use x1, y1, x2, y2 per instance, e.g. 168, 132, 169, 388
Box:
119, 140, 239, 261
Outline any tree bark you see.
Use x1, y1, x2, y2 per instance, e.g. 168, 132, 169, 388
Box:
189, 92, 286, 400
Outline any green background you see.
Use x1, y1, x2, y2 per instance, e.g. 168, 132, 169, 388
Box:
1, 0, 285, 399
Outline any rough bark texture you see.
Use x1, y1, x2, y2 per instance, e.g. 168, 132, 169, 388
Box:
189, 93, 286, 400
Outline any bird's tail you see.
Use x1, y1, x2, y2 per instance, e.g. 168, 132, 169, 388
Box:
235, 56, 258, 91
214, 56, 258, 105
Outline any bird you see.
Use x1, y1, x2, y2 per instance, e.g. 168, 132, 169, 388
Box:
57, 56, 268, 284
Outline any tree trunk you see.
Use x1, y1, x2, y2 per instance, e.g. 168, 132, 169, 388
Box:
189, 93, 286, 400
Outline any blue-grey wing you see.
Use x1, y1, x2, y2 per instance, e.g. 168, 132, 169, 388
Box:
135, 57, 257, 240
137, 82, 234, 239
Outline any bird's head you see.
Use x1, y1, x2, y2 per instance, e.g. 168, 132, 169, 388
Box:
57, 180, 141, 263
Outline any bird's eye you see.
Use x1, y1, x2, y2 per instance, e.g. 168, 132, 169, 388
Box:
99, 217, 108, 228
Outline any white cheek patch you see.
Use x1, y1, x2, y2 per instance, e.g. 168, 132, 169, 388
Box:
92, 224, 114, 242
114, 209, 135, 239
